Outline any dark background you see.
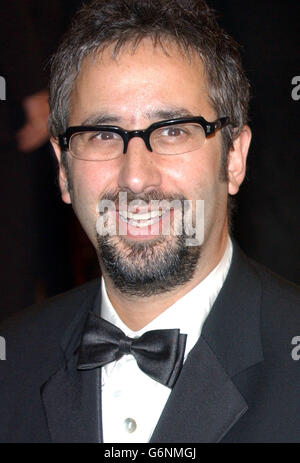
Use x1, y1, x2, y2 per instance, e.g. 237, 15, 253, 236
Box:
211, 0, 300, 283
0, 0, 299, 321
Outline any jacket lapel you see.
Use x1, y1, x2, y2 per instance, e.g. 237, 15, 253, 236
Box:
151, 244, 264, 442
41, 355, 102, 443
150, 336, 248, 442
41, 282, 103, 443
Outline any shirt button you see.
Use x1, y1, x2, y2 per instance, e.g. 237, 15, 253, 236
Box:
124, 418, 137, 433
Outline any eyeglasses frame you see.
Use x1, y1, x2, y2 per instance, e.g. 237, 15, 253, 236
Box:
58, 116, 230, 159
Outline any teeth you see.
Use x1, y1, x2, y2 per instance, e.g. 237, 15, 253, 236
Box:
127, 217, 160, 228
150, 210, 162, 218
118, 209, 167, 228
119, 210, 163, 220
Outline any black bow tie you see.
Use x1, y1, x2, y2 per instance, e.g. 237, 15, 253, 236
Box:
77, 312, 187, 388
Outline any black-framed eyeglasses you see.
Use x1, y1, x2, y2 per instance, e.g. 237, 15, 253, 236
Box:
58, 116, 230, 161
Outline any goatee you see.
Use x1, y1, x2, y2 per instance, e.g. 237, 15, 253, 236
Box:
96, 191, 201, 297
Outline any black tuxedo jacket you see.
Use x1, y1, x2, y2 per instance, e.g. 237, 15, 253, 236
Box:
1, 245, 300, 443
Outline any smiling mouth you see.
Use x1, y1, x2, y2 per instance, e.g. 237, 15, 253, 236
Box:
118, 209, 168, 228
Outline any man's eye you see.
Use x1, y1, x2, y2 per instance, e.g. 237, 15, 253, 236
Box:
161, 126, 187, 137
92, 131, 116, 141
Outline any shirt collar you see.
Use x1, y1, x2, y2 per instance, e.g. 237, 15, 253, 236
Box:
100, 237, 233, 359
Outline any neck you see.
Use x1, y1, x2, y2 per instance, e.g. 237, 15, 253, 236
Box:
101, 233, 229, 331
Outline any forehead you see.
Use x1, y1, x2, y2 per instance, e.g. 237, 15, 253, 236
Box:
69, 38, 214, 125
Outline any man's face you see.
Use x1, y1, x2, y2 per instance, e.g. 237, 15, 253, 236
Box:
52, 39, 249, 296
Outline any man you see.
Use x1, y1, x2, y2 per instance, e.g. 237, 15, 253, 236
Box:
1, 0, 300, 443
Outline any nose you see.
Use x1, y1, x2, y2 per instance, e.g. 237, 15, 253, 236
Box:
117, 137, 162, 194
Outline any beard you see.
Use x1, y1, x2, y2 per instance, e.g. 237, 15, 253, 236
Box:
96, 190, 202, 297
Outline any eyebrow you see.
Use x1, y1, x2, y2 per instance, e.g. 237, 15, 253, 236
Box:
81, 114, 120, 125
80, 107, 195, 127
146, 108, 194, 120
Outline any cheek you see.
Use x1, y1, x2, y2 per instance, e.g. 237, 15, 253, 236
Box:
72, 161, 116, 200
165, 150, 221, 198
70, 163, 117, 238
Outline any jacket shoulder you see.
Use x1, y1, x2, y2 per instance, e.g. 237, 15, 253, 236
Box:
250, 259, 300, 356
1, 279, 99, 336
0, 279, 100, 376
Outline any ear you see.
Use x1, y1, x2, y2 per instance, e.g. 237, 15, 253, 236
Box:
227, 125, 252, 195
50, 137, 72, 204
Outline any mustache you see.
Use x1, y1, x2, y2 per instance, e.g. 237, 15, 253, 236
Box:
99, 190, 187, 205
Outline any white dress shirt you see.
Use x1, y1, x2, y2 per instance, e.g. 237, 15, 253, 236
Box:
100, 238, 233, 443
